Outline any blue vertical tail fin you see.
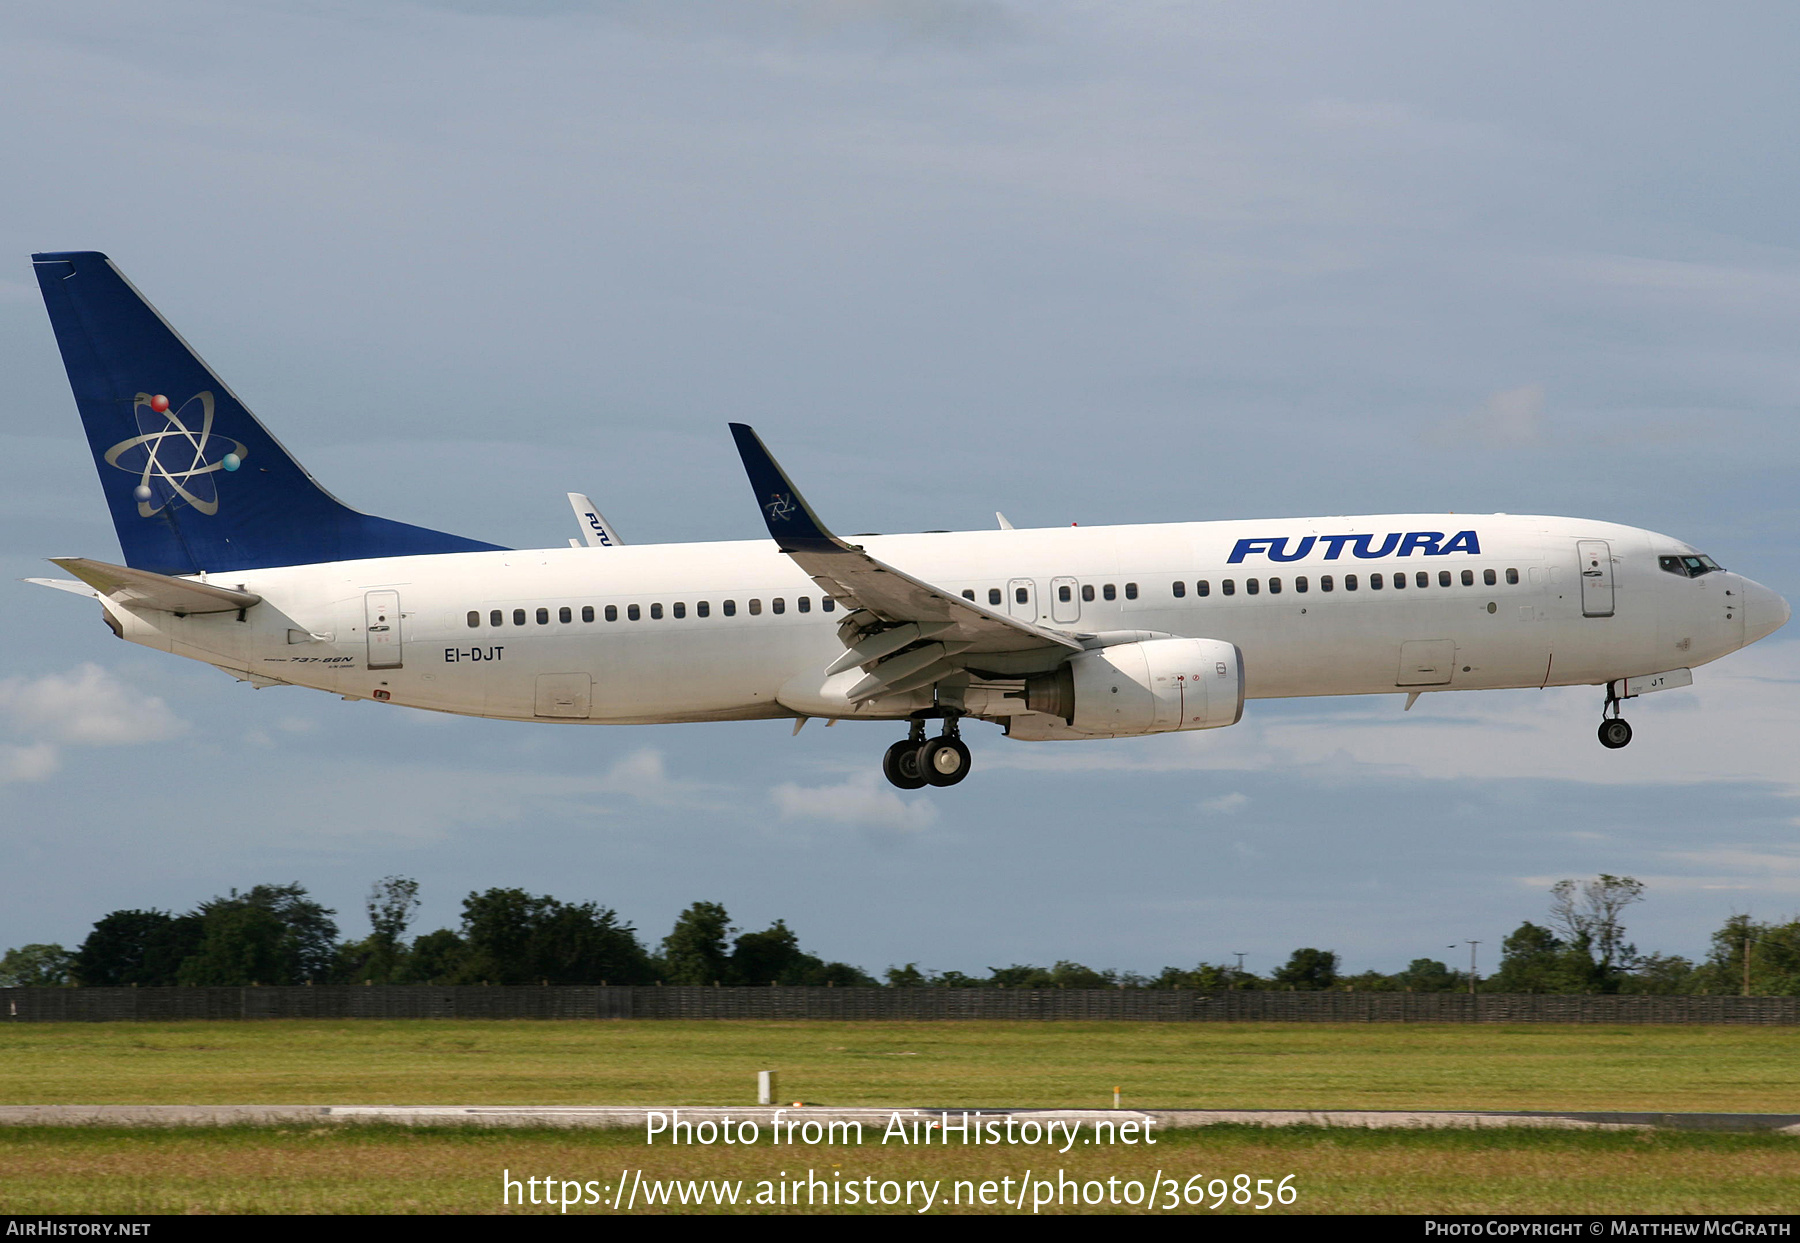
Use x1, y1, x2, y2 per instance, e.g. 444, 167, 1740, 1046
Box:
33, 251, 504, 575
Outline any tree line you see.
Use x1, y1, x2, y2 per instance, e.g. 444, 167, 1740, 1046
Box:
2, 873, 1797, 995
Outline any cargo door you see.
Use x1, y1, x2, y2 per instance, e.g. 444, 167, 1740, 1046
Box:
534, 673, 592, 719
364, 590, 402, 669
1396, 639, 1455, 686
1578, 540, 1615, 617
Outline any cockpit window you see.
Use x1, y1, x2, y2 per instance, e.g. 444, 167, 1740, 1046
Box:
1660, 554, 1724, 578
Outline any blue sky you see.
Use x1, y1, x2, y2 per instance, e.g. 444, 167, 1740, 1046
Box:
3, 1, 1798, 979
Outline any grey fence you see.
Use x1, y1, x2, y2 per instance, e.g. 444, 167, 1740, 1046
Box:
3, 986, 1797, 1023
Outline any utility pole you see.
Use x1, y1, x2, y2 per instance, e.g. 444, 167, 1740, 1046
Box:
1232, 952, 1246, 988
1466, 941, 1481, 995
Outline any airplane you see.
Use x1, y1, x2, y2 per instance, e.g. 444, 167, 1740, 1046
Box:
24, 251, 1791, 790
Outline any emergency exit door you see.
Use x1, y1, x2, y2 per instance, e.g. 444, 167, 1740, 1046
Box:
365, 590, 403, 669
1008, 578, 1038, 622
1577, 540, 1615, 617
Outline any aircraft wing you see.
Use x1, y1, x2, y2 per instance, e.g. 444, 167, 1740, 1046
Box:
47, 557, 262, 615
567, 493, 624, 548
729, 424, 1081, 692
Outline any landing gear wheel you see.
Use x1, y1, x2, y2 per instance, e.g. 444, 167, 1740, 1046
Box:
1598, 718, 1633, 749
882, 739, 927, 790
920, 737, 972, 787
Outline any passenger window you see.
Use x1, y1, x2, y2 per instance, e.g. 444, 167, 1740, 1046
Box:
1295, 576, 1308, 593
1015, 586, 1028, 605
1345, 574, 1358, 591
749, 599, 763, 616
1393, 572, 1405, 589
1460, 570, 1473, 587
1171, 581, 1185, 599
822, 597, 835, 612
723, 600, 736, 617
605, 605, 618, 622
1082, 585, 1095, 602
1268, 577, 1282, 595
1246, 578, 1260, 595
674, 602, 687, 618
1222, 579, 1236, 596
962, 589, 975, 601
1371, 573, 1384, 590
697, 601, 710, 618
1102, 584, 1116, 601
1439, 570, 1451, 587
627, 604, 641, 621
1321, 575, 1333, 592
490, 610, 503, 627
772, 598, 785, 615
1484, 569, 1497, 586
651, 603, 663, 619
797, 597, 810, 613
1196, 581, 1210, 597
466, 611, 479, 628
513, 608, 526, 626
1124, 582, 1138, 600
1417, 571, 1429, 588
989, 588, 1003, 606
582, 605, 595, 623
1062, 584, 1076, 602
552, 606, 567, 623
1505, 568, 1519, 585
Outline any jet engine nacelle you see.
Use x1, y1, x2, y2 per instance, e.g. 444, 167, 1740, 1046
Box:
1018, 638, 1244, 737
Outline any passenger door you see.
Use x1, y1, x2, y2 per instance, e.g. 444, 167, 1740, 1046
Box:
1577, 540, 1615, 618
364, 590, 402, 669
1049, 576, 1080, 624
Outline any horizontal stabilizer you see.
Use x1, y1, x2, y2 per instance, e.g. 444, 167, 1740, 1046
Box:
22, 577, 100, 599
48, 556, 261, 614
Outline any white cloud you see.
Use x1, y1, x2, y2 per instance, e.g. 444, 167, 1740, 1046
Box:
0, 664, 186, 746
594, 747, 729, 809
1200, 791, 1248, 814
771, 771, 939, 832
0, 743, 59, 785
1432, 383, 1544, 449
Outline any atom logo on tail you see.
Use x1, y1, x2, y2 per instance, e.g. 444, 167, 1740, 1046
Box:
103, 392, 248, 517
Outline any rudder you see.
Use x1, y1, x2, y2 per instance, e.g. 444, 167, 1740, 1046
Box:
33, 251, 504, 575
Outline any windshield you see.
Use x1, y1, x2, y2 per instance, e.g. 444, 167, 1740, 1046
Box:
1659, 554, 1724, 578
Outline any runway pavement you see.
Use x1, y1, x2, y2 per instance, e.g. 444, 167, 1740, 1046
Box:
1, 1105, 1796, 1133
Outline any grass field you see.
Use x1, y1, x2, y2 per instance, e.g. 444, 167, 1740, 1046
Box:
3, 1019, 1799, 1112
2, 1124, 1796, 1214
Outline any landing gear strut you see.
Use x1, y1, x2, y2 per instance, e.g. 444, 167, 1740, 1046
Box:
1598, 690, 1633, 750
882, 717, 973, 789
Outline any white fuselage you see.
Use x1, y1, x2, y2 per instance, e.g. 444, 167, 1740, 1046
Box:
95, 513, 1783, 734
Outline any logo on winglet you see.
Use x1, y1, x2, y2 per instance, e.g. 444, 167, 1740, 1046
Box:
104, 392, 248, 518
763, 493, 797, 523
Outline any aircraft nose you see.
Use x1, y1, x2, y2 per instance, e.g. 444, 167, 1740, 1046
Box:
1741, 577, 1791, 646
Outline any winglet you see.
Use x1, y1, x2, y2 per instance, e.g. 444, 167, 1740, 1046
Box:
728, 424, 841, 553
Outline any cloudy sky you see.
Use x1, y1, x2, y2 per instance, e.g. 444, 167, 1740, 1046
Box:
4, 1, 1799, 978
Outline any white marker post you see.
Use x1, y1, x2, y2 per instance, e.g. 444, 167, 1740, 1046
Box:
758, 1070, 777, 1105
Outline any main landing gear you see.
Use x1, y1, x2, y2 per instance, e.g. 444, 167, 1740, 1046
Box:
1598, 690, 1633, 750
882, 717, 972, 789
